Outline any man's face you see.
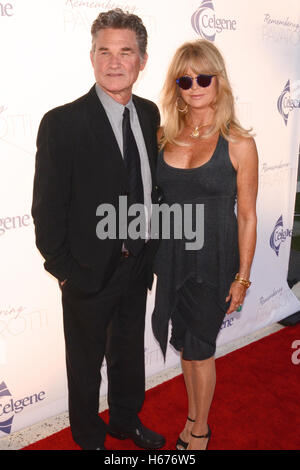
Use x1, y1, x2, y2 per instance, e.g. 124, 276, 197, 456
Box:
90, 28, 147, 104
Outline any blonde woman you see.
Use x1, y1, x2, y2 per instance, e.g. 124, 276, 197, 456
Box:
152, 40, 258, 450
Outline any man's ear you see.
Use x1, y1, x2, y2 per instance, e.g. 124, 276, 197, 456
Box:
140, 53, 148, 71
90, 49, 95, 68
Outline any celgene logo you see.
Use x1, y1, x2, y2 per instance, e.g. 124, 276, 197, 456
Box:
277, 80, 300, 126
0, 3, 14, 16
191, 0, 237, 42
270, 215, 292, 256
0, 382, 13, 434
0, 381, 46, 435
0, 214, 31, 237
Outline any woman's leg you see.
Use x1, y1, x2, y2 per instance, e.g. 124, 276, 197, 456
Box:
177, 353, 196, 448
173, 280, 222, 449
187, 356, 216, 450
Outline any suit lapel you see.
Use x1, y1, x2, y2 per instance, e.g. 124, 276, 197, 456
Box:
85, 85, 128, 184
84, 86, 157, 191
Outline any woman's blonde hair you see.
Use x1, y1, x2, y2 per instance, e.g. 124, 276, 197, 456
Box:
160, 39, 252, 148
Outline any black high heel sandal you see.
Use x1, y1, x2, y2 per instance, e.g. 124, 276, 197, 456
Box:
176, 417, 195, 450
190, 425, 212, 450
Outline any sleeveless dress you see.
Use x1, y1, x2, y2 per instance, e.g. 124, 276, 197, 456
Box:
151, 134, 239, 360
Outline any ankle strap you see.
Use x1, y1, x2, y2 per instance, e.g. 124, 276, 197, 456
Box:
191, 426, 211, 439
187, 416, 195, 422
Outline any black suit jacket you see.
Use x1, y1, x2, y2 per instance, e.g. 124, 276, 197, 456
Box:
32, 85, 161, 293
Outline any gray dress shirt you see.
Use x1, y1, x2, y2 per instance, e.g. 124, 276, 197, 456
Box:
95, 84, 152, 242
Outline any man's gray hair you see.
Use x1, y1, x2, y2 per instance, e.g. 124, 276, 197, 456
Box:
91, 8, 148, 57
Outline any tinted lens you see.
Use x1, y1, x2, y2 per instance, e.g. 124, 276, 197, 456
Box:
177, 76, 193, 90
196, 74, 213, 87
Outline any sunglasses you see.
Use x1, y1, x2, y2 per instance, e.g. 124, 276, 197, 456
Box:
176, 74, 215, 90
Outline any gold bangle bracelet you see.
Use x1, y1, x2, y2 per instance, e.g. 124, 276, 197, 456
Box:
235, 273, 251, 288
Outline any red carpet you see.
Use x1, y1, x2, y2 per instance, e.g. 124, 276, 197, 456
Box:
23, 324, 300, 450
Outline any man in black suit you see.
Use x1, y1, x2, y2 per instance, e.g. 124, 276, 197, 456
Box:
32, 9, 164, 450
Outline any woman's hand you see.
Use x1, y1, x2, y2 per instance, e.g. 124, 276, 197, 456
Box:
225, 281, 247, 314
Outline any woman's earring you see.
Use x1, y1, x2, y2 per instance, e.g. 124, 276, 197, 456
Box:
176, 97, 188, 114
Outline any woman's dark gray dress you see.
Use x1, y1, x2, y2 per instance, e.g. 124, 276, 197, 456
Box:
152, 134, 239, 360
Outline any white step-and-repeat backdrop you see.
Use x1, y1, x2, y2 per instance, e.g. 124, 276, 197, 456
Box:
1, 0, 300, 436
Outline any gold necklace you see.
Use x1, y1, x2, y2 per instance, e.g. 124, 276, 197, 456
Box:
187, 122, 210, 138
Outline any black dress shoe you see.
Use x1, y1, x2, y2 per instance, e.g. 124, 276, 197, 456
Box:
81, 444, 107, 450
107, 420, 165, 450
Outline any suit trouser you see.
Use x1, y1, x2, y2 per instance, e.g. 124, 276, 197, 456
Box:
61, 249, 148, 449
